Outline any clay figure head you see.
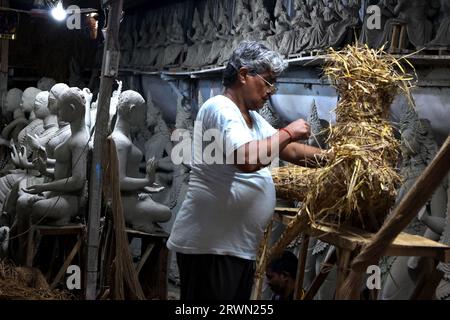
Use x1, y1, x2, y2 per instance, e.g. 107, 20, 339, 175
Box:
48, 83, 69, 115
33, 91, 50, 120
57, 87, 86, 123
117, 90, 146, 128
20, 87, 42, 114
37, 77, 57, 91
5, 88, 23, 113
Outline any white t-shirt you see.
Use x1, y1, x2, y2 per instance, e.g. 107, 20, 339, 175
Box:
167, 95, 277, 260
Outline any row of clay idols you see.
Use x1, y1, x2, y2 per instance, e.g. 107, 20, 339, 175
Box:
121, 0, 450, 71
0, 83, 173, 264
360, 0, 450, 50
120, 0, 361, 69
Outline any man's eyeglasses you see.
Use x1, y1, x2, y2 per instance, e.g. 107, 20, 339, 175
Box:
254, 73, 278, 94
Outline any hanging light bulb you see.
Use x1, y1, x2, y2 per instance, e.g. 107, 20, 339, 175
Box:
51, 1, 67, 21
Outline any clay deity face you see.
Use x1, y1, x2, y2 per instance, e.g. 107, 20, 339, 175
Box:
13, 108, 25, 119
21, 87, 42, 113
33, 91, 50, 120
37, 77, 57, 91
57, 88, 86, 123
5, 88, 23, 113
48, 83, 69, 115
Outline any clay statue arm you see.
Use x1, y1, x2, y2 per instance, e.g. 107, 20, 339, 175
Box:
418, 206, 446, 235
1, 118, 29, 139
23, 142, 87, 194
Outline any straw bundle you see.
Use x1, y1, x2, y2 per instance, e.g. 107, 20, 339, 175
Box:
273, 44, 414, 232
0, 260, 73, 300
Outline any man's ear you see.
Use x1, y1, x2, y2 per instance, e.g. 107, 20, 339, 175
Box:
129, 104, 136, 113
69, 103, 76, 111
238, 67, 249, 84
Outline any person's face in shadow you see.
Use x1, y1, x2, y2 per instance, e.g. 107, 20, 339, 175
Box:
266, 269, 290, 295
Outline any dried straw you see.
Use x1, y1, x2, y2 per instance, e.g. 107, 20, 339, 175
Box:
0, 260, 74, 300
267, 44, 415, 263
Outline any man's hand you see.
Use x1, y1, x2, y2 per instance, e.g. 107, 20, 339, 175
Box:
285, 119, 311, 141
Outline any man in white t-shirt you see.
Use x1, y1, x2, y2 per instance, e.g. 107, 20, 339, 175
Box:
167, 41, 325, 300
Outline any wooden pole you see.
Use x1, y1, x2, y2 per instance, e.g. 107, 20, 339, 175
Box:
293, 234, 309, 300
85, 0, 123, 300
0, 0, 9, 114
341, 135, 450, 299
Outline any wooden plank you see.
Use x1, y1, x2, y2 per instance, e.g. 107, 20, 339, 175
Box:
335, 248, 353, 300
136, 243, 154, 275
37, 224, 84, 236
25, 227, 36, 267
251, 220, 273, 300
50, 237, 82, 290
125, 228, 169, 238
274, 212, 450, 261
304, 249, 337, 300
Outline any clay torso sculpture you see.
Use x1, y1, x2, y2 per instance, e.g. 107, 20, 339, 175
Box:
382, 0, 436, 49
320, 0, 361, 49
10, 88, 90, 263
111, 90, 171, 233
266, 0, 291, 52
206, 2, 232, 66
16, 89, 45, 155
182, 8, 204, 68
156, 11, 185, 68
282, 0, 312, 55
427, 0, 450, 47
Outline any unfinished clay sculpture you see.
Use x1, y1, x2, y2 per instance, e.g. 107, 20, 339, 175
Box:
111, 90, 171, 233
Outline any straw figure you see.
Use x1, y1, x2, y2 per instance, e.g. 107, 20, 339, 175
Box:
267, 44, 415, 263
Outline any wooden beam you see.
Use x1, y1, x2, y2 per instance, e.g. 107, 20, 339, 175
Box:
85, 0, 124, 300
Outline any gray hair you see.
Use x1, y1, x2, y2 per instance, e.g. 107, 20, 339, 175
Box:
223, 41, 288, 88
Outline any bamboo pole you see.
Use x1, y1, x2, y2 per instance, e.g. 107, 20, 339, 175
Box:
85, 0, 123, 300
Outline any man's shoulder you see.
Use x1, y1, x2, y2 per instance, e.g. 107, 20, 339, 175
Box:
199, 95, 239, 119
